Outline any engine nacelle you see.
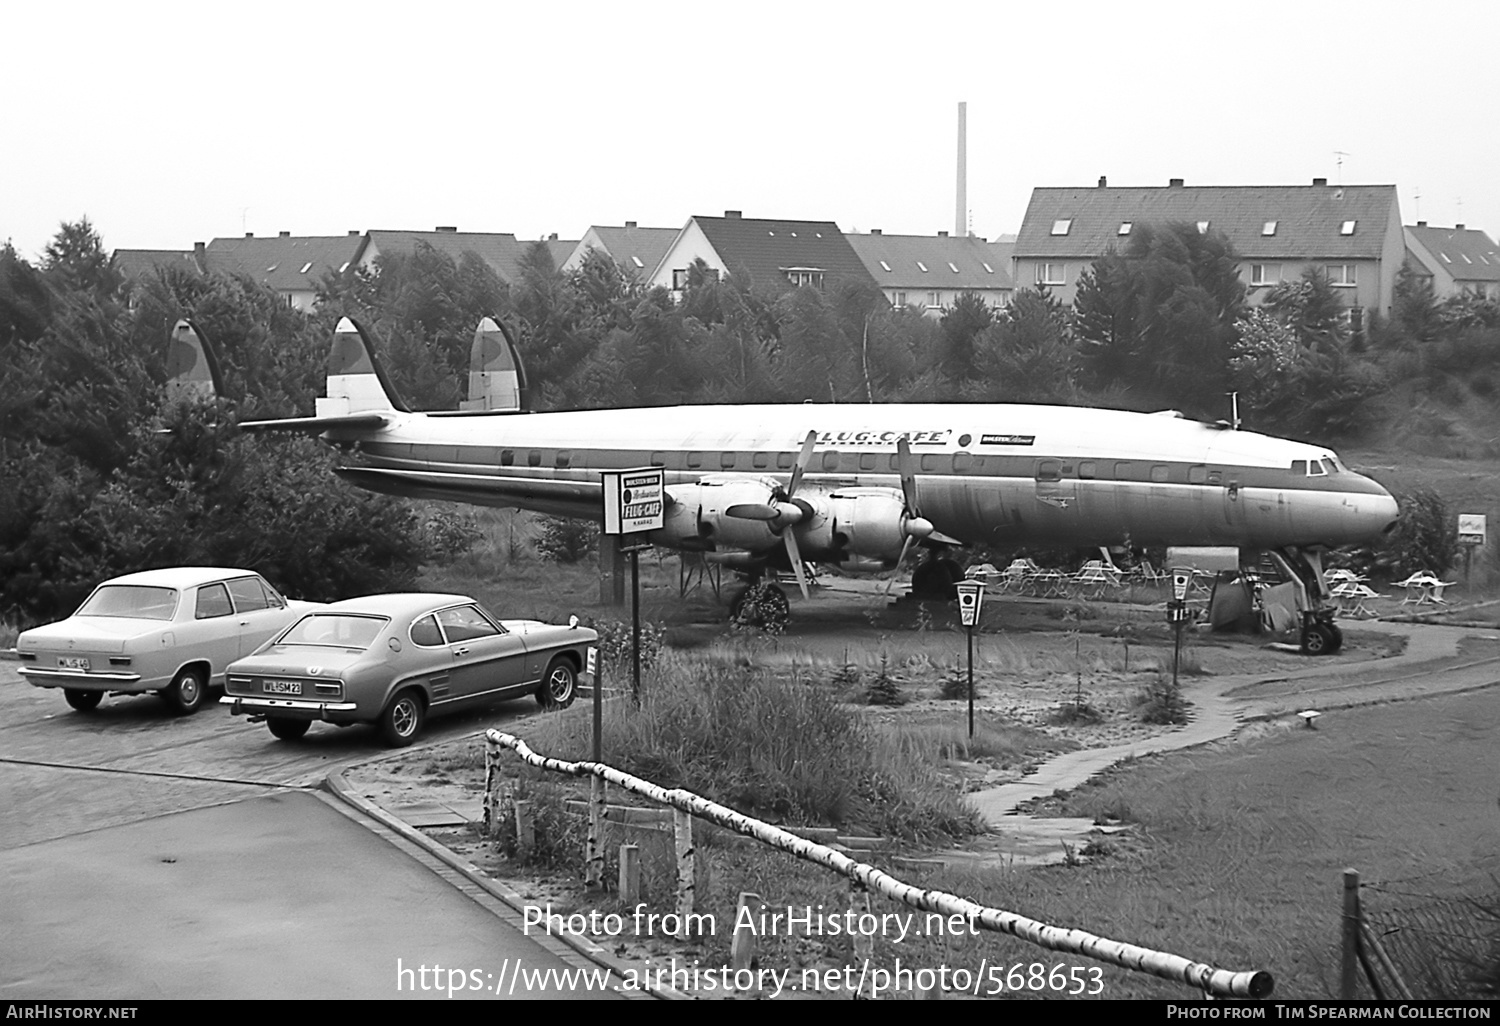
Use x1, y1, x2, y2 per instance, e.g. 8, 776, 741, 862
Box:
793, 488, 910, 565
648, 476, 788, 552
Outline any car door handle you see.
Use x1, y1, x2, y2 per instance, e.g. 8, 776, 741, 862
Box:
453, 646, 470, 656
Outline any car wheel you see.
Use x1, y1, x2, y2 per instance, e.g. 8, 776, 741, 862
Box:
378, 689, 425, 747
536, 657, 578, 710
266, 717, 310, 742
63, 689, 103, 712
1325, 622, 1344, 654
1301, 623, 1335, 656
162, 667, 207, 715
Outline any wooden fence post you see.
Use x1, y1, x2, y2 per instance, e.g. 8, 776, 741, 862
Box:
514, 800, 534, 857
619, 843, 641, 904
674, 807, 695, 938
1341, 868, 1360, 999
731, 891, 763, 972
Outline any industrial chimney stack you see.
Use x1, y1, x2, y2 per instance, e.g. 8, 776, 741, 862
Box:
955, 101, 967, 237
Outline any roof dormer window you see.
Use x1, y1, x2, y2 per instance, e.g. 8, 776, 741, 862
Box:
916, 261, 929, 272
982, 262, 994, 273
1118, 222, 1132, 235
948, 262, 960, 273
299, 262, 313, 273
1196, 221, 1210, 234
1340, 220, 1357, 235
1051, 219, 1072, 236
879, 260, 892, 271
1262, 221, 1277, 236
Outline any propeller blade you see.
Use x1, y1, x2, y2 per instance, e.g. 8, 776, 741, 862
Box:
886, 534, 917, 596
783, 530, 811, 600
786, 429, 817, 499
896, 436, 920, 517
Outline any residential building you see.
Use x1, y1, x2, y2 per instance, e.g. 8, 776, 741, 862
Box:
1013, 177, 1406, 321
112, 247, 206, 280
362, 228, 525, 283
846, 230, 1013, 316
203, 231, 369, 311
648, 211, 875, 297
1403, 223, 1500, 300
561, 222, 678, 281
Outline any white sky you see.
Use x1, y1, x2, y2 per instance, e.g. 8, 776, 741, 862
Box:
5, 0, 1498, 261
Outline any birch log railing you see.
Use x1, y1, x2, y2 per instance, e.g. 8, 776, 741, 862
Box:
485, 729, 1274, 999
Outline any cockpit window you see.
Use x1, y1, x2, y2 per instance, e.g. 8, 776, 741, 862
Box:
1291, 460, 1307, 476
1308, 459, 1328, 477
1323, 456, 1342, 473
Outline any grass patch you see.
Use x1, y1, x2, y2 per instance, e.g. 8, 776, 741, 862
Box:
518, 652, 981, 842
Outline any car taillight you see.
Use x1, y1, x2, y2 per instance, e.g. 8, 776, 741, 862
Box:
18, 652, 36, 662
109, 657, 131, 667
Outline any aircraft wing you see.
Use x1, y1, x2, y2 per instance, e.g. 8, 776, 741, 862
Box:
238, 413, 392, 433
335, 467, 605, 520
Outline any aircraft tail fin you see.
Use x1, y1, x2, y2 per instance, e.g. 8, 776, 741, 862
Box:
164, 319, 225, 402
314, 316, 411, 418
459, 316, 530, 413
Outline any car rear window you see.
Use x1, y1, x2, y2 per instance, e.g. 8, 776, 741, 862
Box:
226, 577, 270, 612
280, 614, 387, 650
77, 585, 178, 620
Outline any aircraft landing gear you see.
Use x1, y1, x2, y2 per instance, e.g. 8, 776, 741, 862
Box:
1267, 545, 1344, 656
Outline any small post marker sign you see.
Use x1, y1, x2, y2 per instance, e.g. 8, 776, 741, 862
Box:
1171, 567, 1193, 603
602, 468, 665, 535
955, 580, 985, 627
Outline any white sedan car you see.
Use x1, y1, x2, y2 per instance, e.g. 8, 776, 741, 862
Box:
16, 567, 321, 714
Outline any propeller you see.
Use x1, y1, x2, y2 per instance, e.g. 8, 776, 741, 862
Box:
725, 430, 817, 599
887, 436, 937, 594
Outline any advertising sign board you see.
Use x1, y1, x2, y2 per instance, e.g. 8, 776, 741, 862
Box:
601, 467, 665, 535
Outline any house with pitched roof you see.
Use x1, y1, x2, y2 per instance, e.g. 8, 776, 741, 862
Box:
1403, 223, 1500, 300
562, 222, 678, 281
846, 230, 1013, 316
362, 228, 527, 283
112, 246, 207, 281
648, 211, 876, 297
204, 231, 369, 311
1013, 177, 1406, 321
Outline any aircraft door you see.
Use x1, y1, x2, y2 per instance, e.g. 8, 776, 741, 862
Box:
1223, 475, 1245, 530
1033, 459, 1076, 517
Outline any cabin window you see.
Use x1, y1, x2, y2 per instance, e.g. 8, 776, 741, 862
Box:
953, 452, 973, 472
753, 452, 770, 469
1188, 465, 1207, 484
1150, 464, 1169, 483
889, 454, 901, 471
821, 451, 840, 472
687, 451, 703, 469
1291, 460, 1307, 476
776, 452, 793, 470
1078, 460, 1096, 479
527, 450, 542, 467
555, 451, 570, 468
500, 449, 514, 466
859, 453, 877, 471
1113, 461, 1135, 480
1036, 460, 1062, 482
1208, 470, 1222, 485
650, 451, 666, 467
922, 454, 941, 472
720, 452, 737, 469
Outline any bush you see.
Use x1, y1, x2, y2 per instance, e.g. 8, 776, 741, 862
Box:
536, 516, 598, 563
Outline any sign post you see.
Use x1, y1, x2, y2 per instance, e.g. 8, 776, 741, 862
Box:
1458, 514, 1487, 589
955, 580, 985, 739
1167, 567, 1192, 691
599, 468, 666, 751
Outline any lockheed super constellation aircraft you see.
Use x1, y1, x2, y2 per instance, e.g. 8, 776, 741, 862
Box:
169, 317, 1398, 654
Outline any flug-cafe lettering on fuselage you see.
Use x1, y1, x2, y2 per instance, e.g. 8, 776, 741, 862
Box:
168, 315, 1399, 650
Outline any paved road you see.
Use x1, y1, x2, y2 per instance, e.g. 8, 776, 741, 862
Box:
0, 663, 628, 1000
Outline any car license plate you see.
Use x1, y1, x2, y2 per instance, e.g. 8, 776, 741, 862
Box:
59, 656, 90, 671
263, 680, 302, 695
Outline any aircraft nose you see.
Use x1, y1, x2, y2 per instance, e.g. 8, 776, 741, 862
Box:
1366, 482, 1400, 536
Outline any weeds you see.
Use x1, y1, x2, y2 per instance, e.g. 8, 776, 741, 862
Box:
862, 653, 906, 707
